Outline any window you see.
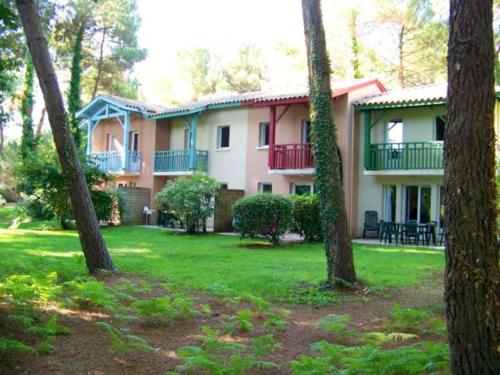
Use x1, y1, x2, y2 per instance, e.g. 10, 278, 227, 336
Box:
435, 116, 446, 141
383, 185, 397, 222
258, 182, 272, 193
129, 131, 139, 152
106, 134, 119, 151
220, 183, 228, 190
258, 122, 269, 147
217, 126, 230, 149
183, 128, 191, 150
301, 120, 311, 143
405, 185, 431, 223
386, 119, 403, 144
293, 183, 314, 195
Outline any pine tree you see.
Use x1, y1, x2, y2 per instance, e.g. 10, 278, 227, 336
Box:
302, 0, 356, 285
67, 20, 85, 149
20, 53, 35, 159
445, 0, 500, 372
16, 0, 116, 273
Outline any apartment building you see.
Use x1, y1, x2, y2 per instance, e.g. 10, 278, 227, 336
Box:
78, 78, 384, 234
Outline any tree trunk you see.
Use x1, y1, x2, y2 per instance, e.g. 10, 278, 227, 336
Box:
16, 0, 116, 273
445, 0, 500, 373
398, 26, 405, 88
92, 27, 107, 99
68, 20, 85, 148
35, 108, 45, 137
20, 54, 35, 159
302, 0, 356, 285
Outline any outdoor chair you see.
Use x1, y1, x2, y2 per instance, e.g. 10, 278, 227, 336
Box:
383, 222, 402, 244
363, 211, 380, 238
438, 226, 446, 246
378, 220, 386, 241
403, 221, 423, 245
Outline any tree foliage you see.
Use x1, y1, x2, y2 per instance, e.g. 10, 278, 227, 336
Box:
20, 54, 35, 159
155, 173, 220, 234
53, 0, 146, 100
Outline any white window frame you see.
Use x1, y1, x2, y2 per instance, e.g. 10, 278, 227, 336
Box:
217, 125, 231, 149
404, 185, 432, 223
106, 134, 118, 152
129, 131, 139, 152
301, 119, 311, 143
258, 182, 272, 193
258, 122, 270, 148
183, 128, 191, 150
292, 183, 314, 195
385, 119, 404, 144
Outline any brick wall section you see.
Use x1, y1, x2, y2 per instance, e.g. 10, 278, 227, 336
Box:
120, 187, 152, 225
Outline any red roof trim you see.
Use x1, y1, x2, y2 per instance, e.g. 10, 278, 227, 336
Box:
242, 79, 386, 107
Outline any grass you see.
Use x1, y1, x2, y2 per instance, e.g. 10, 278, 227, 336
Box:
0, 205, 444, 302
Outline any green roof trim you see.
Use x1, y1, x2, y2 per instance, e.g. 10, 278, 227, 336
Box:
354, 98, 447, 111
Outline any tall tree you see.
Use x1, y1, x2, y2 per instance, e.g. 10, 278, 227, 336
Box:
67, 19, 85, 149
219, 44, 268, 93
348, 8, 363, 79
302, 0, 356, 285
375, 0, 447, 87
15, 0, 116, 273
20, 54, 35, 159
177, 48, 217, 101
52, 0, 146, 100
445, 0, 500, 372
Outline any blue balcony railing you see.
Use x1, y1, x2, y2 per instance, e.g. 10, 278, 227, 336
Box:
367, 141, 443, 170
90, 151, 141, 173
154, 149, 208, 173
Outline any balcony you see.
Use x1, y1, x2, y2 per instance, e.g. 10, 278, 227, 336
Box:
154, 149, 208, 175
270, 143, 314, 174
366, 141, 443, 172
90, 151, 141, 174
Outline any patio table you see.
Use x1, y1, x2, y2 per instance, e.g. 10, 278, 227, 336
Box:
380, 222, 437, 246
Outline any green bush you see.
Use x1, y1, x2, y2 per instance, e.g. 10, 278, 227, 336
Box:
155, 173, 219, 233
291, 194, 322, 241
232, 193, 293, 246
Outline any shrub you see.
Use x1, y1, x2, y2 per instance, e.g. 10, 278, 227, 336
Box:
232, 193, 293, 246
291, 194, 322, 241
155, 173, 219, 233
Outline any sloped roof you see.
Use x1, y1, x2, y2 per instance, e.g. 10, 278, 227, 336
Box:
77, 94, 169, 119
152, 78, 385, 118
354, 83, 448, 109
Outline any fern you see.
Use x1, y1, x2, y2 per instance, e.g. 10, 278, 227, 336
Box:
361, 331, 419, 346
64, 278, 119, 312
6, 314, 35, 327
36, 337, 55, 354
250, 334, 280, 357
27, 315, 71, 338
96, 321, 155, 353
316, 314, 355, 338
223, 309, 254, 334
132, 296, 198, 324
0, 337, 35, 354
263, 311, 288, 331
113, 314, 140, 322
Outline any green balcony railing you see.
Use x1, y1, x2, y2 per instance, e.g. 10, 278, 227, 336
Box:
367, 141, 443, 170
154, 149, 208, 173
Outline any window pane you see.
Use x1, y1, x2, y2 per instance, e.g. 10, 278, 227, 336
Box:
302, 120, 311, 143
259, 122, 269, 146
435, 117, 445, 141
259, 183, 272, 193
419, 187, 431, 223
294, 185, 312, 195
406, 186, 418, 221
220, 126, 230, 148
384, 185, 397, 222
387, 119, 403, 143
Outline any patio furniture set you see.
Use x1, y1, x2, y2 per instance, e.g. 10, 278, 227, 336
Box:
363, 211, 446, 246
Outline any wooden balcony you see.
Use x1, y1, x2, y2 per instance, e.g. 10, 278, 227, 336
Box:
90, 151, 141, 173
270, 143, 313, 170
154, 149, 208, 174
367, 141, 443, 171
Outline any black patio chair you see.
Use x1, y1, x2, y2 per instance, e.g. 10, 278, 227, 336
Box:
378, 220, 386, 242
383, 222, 402, 244
438, 226, 446, 246
363, 211, 380, 238
403, 221, 423, 245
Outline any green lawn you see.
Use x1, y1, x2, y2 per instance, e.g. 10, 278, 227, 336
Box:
0, 217, 444, 302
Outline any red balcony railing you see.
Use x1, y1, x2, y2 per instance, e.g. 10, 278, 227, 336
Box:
270, 143, 313, 170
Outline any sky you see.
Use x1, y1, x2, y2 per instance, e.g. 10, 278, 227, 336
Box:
134, 0, 307, 104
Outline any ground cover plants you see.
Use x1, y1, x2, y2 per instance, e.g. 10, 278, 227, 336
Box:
0, 206, 449, 374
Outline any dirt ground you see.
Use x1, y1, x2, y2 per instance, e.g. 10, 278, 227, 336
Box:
0, 272, 445, 375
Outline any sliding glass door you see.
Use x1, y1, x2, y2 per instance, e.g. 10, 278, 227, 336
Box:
405, 185, 431, 223
383, 185, 397, 222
